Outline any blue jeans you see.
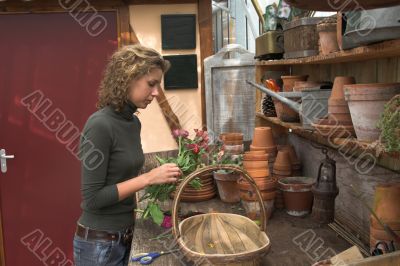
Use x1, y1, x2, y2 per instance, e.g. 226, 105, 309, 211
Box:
73, 233, 131, 266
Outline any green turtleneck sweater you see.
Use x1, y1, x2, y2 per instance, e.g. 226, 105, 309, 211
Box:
78, 102, 144, 231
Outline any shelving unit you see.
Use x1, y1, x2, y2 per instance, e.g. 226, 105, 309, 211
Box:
254, 39, 400, 158
254, 39, 400, 245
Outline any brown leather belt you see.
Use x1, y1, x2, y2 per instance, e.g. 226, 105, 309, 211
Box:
75, 224, 133, 245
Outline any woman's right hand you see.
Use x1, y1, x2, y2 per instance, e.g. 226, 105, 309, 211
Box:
147, 163, 181, 185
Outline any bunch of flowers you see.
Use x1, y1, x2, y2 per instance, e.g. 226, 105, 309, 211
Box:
138, 128, 211, 226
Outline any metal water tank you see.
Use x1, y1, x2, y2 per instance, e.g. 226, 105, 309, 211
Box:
204, 44, 256, 143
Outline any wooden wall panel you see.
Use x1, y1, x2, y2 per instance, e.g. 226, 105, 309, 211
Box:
198, 0, 213, 128
377, 57, 398, 83
290, 57, 400, 85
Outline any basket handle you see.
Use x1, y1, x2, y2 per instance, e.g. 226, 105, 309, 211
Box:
172, 164, 267, 239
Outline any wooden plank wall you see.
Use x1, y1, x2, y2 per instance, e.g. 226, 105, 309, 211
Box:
291, 57, 400, 84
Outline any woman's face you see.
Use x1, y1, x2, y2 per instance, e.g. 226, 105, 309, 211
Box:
128, 67, 163, 109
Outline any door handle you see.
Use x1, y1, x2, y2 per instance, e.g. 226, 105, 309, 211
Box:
1, 149, 14, 173
0, 154, 14, 159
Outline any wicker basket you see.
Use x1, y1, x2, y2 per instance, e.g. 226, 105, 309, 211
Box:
172, 165, 271, 265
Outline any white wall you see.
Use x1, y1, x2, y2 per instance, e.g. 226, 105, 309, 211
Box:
130, 4, 203, 153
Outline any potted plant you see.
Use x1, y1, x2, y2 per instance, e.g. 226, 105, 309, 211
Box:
212, 141, 243, 203
137, 128, 211, 226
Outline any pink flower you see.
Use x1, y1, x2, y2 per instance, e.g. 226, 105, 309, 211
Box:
161, 215, 172, 228
172, 129, 180, 138
187, 143, 200, 154
172, 129, 189, 138
180, 129, 189, 138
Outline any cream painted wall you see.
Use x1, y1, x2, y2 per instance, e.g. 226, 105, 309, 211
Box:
130, 4, 203, 153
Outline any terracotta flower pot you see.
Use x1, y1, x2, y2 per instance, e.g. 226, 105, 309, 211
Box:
344, 83, 400, 141
223, 140, 243, 145
250, 146, 278, 159
281, 75, 308, 92
220, 132, 243, 142
246, 169, 269, 179
213, 171, 241, 203
370, 226, 400, 241
330, 76, 355, 101
238, 178, 277, 201
293, 81, 330, 92
273, 150, 292, 171
371, 216, 400, 232
272, 168, 292, 176
273, 165, 292, 172
317, 18, 339, 55
370, 183, 400, 230
328, 113, 353, 122
278, 145, 301, 165
245, 150, 267, 155
238, 177, 277, 192
243, 153, 269, 161
171, 173, 217, 202
243, 160, 269, 170
328, 98, 348, 107
328, 103, 350, 114
223, 144, 244, 155
249, 144, 275, 152
252, 127, 275, 147
278, 176, 315, 216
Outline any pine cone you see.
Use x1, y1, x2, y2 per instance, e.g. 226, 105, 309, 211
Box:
262, 95, 277, 117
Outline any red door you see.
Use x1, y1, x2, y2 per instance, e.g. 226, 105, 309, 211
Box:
0, 12, 117, 265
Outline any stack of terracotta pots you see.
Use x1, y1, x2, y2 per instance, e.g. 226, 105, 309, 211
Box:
370, 183, 400, 253
312, 76, 356, 138
292, 81, 331, 92
250, 127, 278, 172
214, 133, 244, 203
239, 149, 277, 221
281, 75, 309, 92
220, 132, 244, 155
272, 150, 293, 209
172, 172, 217, 202
278, 145, 302, 176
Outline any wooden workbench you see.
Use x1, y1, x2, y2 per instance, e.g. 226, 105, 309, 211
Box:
129, 195, 352, 266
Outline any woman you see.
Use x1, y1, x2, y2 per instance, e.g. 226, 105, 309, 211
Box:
73, 44, 181, 265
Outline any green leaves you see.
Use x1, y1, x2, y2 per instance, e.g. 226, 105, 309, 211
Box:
377, 96, 400, 152
146, 202, 164, 226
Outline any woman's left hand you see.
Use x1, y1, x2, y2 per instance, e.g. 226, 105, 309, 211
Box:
146, 163, 181, 185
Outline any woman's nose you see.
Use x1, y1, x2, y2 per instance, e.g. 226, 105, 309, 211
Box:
152, 87, 160, 97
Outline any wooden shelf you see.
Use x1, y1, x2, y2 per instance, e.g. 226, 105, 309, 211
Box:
256, 113, 400, 173
256, 39, 400, 66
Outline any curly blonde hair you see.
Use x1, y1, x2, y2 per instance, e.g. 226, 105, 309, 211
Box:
97, 44, 170, 111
